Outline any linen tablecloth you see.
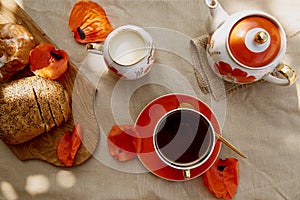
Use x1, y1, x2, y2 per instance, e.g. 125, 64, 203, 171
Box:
1, 0, 300, 199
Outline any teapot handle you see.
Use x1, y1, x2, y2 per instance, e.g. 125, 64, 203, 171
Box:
263, 64, 297, 86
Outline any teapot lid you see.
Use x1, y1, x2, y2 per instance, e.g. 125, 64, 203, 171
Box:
228, 15, 281, 68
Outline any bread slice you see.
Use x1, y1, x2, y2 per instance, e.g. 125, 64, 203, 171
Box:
42, 78, 71, 122
38, 76, 64, 126
30, 76, 56, 131
0, 77, 45, 144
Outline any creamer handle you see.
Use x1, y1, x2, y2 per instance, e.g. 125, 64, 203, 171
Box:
86, 43, 104, 55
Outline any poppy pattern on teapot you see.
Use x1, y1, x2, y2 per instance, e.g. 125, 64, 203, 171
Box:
214, 61, 256, 84
207, 36, 257, 84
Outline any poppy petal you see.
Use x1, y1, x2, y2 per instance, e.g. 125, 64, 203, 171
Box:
215, 61, 233, 76
232, 68, 256, 83
107, 125, 141, 162
203, 158, 239, 199
56, 123, 82, 167
69, 1, 113, 44
235, 75, 256, 84
231, 68, 248, 77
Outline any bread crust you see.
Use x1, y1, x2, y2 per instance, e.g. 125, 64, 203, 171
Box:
39, 76, 65, 126
0, 76, 71, 144
42, 78, 71, 122
30, 76, 56, 131
0, 77, 45, 144
0, 23, 35, 83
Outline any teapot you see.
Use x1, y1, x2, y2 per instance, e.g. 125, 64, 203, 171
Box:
205, 0, 297, 85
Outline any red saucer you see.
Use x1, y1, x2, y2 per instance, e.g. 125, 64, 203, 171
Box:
135, 93, 222, 181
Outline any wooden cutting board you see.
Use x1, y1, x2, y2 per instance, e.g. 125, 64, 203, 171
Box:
0, 0, 100, 167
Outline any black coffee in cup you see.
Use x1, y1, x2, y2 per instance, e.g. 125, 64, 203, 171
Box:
154, 109, 213, 167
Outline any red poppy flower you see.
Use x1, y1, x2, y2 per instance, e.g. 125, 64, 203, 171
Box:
30, 43, 69, 80
107, 125, 141, 162
215, 61, 256, 84
203, 158, 239, 199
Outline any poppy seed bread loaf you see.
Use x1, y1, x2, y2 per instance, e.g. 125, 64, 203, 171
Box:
0, 76, 71, 144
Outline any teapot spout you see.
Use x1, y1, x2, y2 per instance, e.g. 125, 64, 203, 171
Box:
205, 0, 229, 34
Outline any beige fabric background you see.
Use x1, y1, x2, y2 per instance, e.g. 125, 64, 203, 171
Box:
1, 0, 300, 199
